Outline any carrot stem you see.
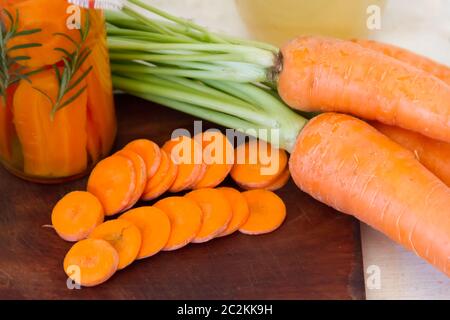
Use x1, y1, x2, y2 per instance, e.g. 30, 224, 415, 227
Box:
126, 90, 258, 133
109, 51, 253, 63
126, 0, 226, 43
120, 6, 177, 37
110, 60, 267, 82
107, 28, 195, 44
107, 0, 304, 150
107, 38, 275, 68
112, 73, 305, 151
114, 77, 274, 127
106, 10, 278, 52
105, 2, 278, 85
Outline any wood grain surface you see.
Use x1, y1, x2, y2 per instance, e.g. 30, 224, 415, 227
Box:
0, 95, 365, 299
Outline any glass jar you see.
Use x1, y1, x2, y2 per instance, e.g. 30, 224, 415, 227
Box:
0, 0, 116, 183
235, 0, 386, 46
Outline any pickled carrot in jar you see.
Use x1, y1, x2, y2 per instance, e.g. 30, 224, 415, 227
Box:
0, 1, 116, 183
84, 11, 117, 159
0, 85, 16, 162
4, 0, 83, 68
13, 69, 88, 178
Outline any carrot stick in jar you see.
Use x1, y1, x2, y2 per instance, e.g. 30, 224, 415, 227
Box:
13, 69, 88, 178
84, 10, 117, 158
4, 0, 83, 68
0, 84, 17, 163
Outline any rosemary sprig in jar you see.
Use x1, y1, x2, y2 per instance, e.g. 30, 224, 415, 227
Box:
0, 8, 42, 105
34, 14, 93, 118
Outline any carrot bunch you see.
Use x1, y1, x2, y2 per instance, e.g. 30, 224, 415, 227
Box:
53, 184, 285, 287
106, 2, 450, 277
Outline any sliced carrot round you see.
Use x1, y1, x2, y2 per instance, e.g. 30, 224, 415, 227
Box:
264, 168, 290, 191
115, 149, 147, 211
239, 190, 286, 235
192, 131, 234, 189
51, 191, 104, 242
87, 155, 135, 216
189, 161, 208, 190
238, 168, 291, 191
141, 149, 178, 201
89, 219, 142, 270
119, 206, 171, 259
64, 238, 119, 287
154, 196, 203, 251
231, 140, 288, 188
185, 188, 233, 243
162, 135, 203, 192
124, 139, 161, 179
216, 187, 250, 237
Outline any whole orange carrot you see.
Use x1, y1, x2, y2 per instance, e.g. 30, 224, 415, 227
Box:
349, 39, 450, 187
290, 113, 450, 276
353, 39, 450, 85
372, 121, 450, 187
278, 36, 450, 143
351, 40, 450, 187
13, 69, 88, 177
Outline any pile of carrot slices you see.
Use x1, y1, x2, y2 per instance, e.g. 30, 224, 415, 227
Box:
51, 132, 290, 287
55, 187, 285, 287
86, 132, 290, 216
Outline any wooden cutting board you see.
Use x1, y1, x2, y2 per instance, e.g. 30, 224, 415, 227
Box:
0, 95, 364, 299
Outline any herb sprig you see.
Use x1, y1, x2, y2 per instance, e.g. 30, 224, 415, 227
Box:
0, 8, 42, 104
38, 14, 93, 117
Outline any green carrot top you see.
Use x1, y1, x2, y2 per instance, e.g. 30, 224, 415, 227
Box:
107, 0, 307, 152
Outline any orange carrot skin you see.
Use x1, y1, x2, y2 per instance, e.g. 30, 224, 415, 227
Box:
371, 122, 450, 187
353, 39, 450, 85
352, 40, 450, 187
290, 113, 450, 276
278, 36, 450, 143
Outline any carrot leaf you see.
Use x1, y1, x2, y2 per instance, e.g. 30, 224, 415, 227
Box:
107, 2, 305, 151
